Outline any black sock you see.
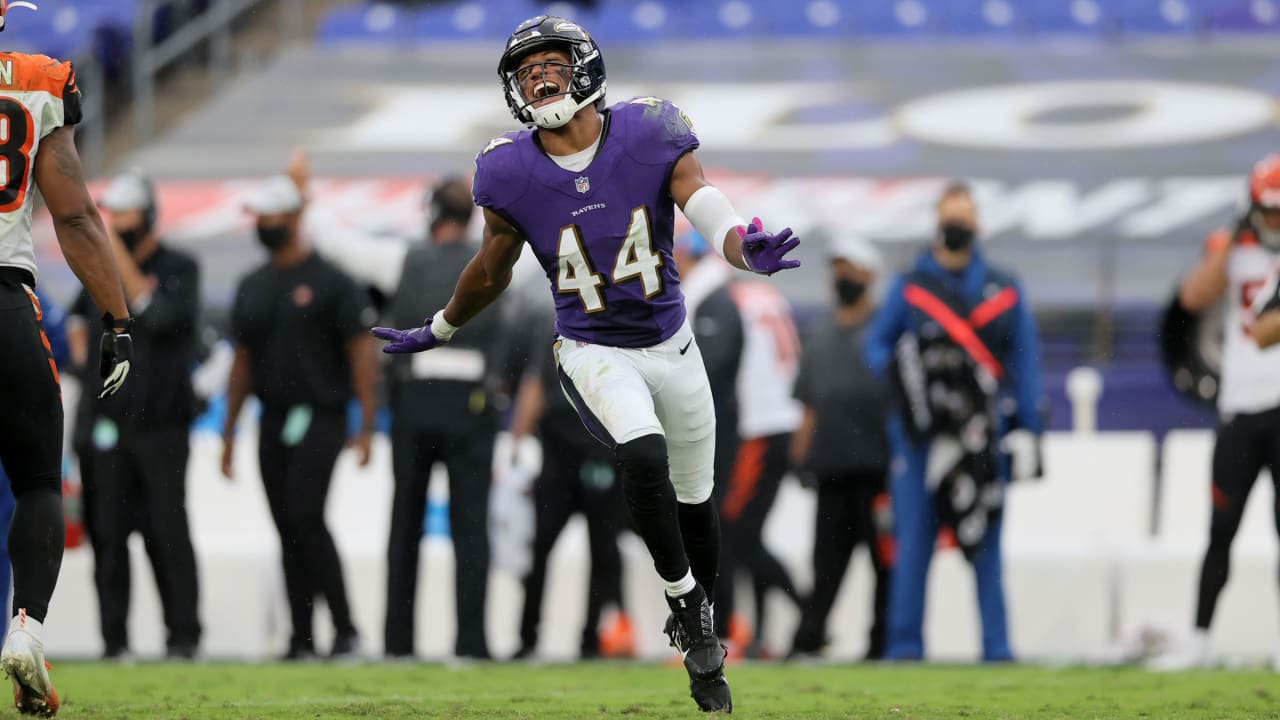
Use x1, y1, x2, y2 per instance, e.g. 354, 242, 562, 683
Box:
9, 488, 64, 624
616, 435, 690, 583
678, 499, 720, 606
666, 581, 707, 614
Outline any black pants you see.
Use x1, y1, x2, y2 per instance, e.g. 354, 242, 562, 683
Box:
1196, 407, 1280, 629
386, 420, 493, 658
88, 425, 200, 652
76, 441, 157, 654
717, 433, 800, 644
519, 430, 625, 657
259, 407, 355, 652
792, 470, 890, 659
0, 272, 64, 625
0, 275, 61, 492
711, 417, 741, 638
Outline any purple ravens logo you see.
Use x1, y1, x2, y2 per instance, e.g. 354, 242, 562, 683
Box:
575, 176, 590, 194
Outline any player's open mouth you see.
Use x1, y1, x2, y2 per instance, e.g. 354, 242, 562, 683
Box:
532, 81, 562, 106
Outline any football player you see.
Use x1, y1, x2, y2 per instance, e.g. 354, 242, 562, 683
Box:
372, 15, 800, 712
1153, 154, 1280, 670
0, 10, 134, 715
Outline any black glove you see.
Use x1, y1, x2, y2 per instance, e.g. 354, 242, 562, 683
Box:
99, 313, 133, 398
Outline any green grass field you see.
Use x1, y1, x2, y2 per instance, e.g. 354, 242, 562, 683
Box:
31, 661, 1280, 719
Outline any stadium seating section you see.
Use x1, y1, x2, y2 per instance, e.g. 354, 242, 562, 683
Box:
9, 1, 1271, 87
317, 0, 1280, 46
2, 0, 212, 79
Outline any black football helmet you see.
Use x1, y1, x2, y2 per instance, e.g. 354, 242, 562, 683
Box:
498, 15, 606, 129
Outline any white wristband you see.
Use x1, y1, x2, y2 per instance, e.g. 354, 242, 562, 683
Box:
430, 309, 459, 341
683, 185, 746, 261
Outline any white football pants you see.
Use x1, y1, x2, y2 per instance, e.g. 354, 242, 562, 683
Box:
553, 319, 716, 504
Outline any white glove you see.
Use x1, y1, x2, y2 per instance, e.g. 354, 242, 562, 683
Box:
1001, 429, 1042, 482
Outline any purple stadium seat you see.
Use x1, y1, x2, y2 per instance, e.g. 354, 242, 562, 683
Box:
1027, 0, 1114, 35
1204, 0, 1280, 31
589, 1, 688, 45
1117, 0, 1202, 34
940, 0, 1027, 35
850, 0, 937, 37
769, 0, 859, 36
318, 3, 417, 47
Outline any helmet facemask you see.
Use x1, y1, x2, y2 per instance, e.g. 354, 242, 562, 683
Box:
499, 17, 607, 130
504, 45, 603, 129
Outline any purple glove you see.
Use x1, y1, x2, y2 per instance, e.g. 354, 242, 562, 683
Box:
371, 319, 449, 354
737, 216, 801, 276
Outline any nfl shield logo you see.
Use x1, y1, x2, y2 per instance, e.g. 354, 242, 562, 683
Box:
575, 176, 590, 194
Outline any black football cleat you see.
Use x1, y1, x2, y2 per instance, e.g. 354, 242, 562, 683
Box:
664, 588, 733, 713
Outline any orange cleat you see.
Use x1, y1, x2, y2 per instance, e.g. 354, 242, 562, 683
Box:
598, 610, 637, 659
723, 613, 753, 663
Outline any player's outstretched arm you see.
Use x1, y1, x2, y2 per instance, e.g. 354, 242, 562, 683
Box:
36, 125, 133, 396
371, 207, 523, 354
669, 152, 800, 276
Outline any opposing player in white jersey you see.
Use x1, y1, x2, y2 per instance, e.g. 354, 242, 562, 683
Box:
0, 24, 134, 714
1153, 154, 1280, 670
721, 276, 803, 654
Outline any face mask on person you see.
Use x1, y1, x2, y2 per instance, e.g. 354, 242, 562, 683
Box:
1251, 209, 1280, 250
835, 278, 866, 306
115, 226, 146, 252
939, 223, 976, 253
256, 224, 290, 251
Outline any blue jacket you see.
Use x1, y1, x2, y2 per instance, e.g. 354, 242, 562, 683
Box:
865, 248, 1044, 434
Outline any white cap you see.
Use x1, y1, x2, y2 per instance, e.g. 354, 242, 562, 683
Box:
827, 233, 882, 274
244, 175, 303, 215
99, 170, 153, 213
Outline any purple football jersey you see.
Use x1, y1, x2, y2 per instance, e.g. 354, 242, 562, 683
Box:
473, 97, 699, 348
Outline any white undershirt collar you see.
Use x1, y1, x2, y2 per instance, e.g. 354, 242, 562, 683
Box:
547, 117, 604, 173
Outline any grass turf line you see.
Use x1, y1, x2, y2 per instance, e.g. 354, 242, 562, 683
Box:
28, 662, 1280, 719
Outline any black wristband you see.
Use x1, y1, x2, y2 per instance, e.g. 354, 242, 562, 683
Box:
101, 312, 133, 333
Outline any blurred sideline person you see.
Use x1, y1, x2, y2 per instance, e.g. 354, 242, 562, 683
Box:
371, 15, 801, 712
723, 246, 803, 658
0, 41, 133, 716
287, 150, 409, 309
0, 288, 70, 642
865, 182, 1044, 662
220, 176, 378, 660
672, 230, 745, 649
382, 176, 502, 660
789, 235, 891, 660
1153, 155, 1280, 670
68, 169, 202, 660
509, 305, 634, 660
